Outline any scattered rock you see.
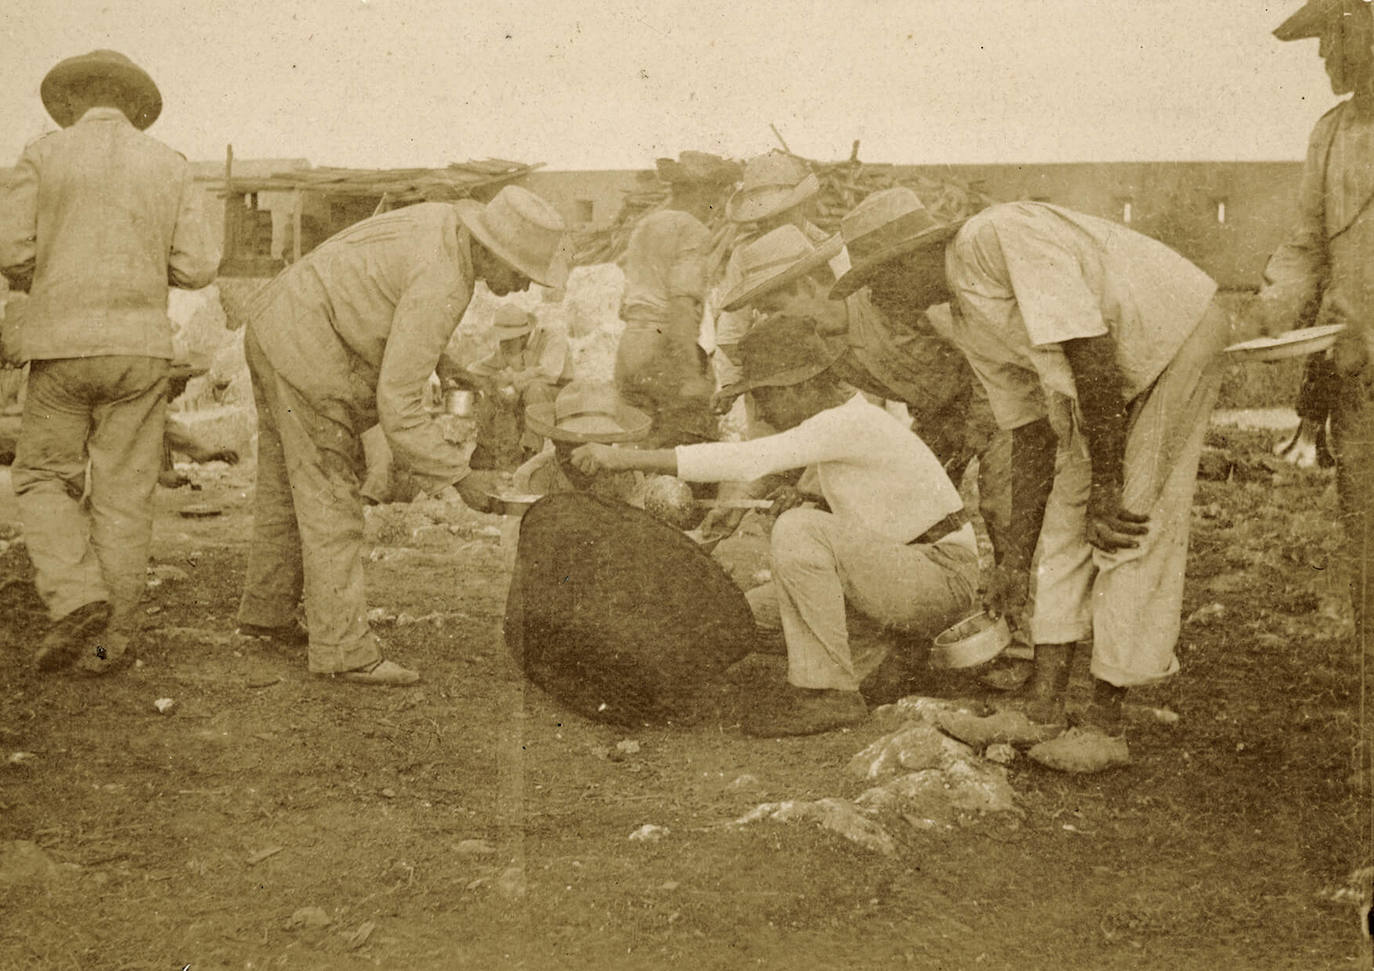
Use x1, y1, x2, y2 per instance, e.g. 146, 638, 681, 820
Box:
615, 739, 641, 756
868, 695, 974, 733
0, 840, 62, 886
345, 920, 377, 950
726, 774, 761, 791
855, 759, 1020, 823
984, 743, 1017, 765
1184, 603, 1227, 626
848, 721, 975, 780
734, 798, 896, 856
6, 751, 36, 766
247, 845, 284, 866
153, 698, 176, 715
496, 865, 526, 899
628, 824, 669, 842
149, 564, 190, 583
287, 906, 332, 930
380, 788, 396, 799
935, 709, 1059, 748
455, 839, 498, 857
1123, 705, 1180, 727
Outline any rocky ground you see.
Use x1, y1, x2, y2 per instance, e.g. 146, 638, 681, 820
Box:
0, 421, 1368, 969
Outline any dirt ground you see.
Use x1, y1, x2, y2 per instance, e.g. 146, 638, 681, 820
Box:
0, 424, 1369, 970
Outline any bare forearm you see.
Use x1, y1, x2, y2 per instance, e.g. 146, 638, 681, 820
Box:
596, 446, 679, 476
1062, 335, 1129, 492
1004, 417, 1056, 571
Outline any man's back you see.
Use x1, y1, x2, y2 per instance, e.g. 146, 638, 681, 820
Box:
0, 107, 216, 361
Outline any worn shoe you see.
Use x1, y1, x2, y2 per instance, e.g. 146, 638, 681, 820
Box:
977, 656, 1034, 692
1028, 727, 1130, 773
236, 621, 310, 647
34, 601, 111, 672
331, 658, 420, 687
743, 686, 867, 737
936, 708, 1063, 748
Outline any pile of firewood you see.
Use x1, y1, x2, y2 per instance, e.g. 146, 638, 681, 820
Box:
572, 152, 997, 270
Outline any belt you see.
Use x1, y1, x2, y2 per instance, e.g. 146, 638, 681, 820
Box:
909, 509, 968, 546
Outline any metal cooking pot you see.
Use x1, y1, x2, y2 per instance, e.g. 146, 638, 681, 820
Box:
445, 389, 476, 417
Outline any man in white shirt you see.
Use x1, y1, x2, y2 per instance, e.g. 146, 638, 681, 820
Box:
832, 189, 1231, 771
571, 315, 979, 737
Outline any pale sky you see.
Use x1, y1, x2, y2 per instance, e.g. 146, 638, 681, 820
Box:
0, 1, 1344, 170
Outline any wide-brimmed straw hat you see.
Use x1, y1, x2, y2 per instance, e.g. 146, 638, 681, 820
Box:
455, 186, 570, 290
719, 225, 844, 312
655, 151, 742, 187
829, 187, 966, 300
727, 152, 821, 224
1274, 0, 1366, 40
526, 381, 652, 444
717, 315, 844, 403
492, 304, 535, 340
41, 50, 162, 130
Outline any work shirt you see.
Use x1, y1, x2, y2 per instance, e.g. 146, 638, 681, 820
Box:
247, 201, 476, 491
1256, 99, 1374, 343
618, 210, 710, 325
467, 322, 573, 387
675, 392, 968, 548
0, 107, 219, 362
945, 202, 1216, 430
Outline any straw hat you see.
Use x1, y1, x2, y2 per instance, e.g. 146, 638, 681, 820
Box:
717, 315, 844, 403
727, 153, 821, 224
492, 304, 535, 340
655, 151, 742, 186
455, 186, 570, 290
525, 381, 652, 444
41, 50, 162, 130
719, 225, 844, 312
1274, 0, 1366, 40
829, 187, 966, 300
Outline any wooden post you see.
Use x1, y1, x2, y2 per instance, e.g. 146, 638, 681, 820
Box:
221, 144, 234, 267
291, 190, 303, 263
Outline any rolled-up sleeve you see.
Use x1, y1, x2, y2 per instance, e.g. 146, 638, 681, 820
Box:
168, 171, 220, 289
0, 147, 39, 291
376, 251, 473, 492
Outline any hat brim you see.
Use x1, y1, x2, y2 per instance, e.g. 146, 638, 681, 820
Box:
829, 219, 965, 300
716, 347, 844, 406
493, 324, 534, 340
1274, 0, 1348, 40
41, 55, 162, 130
720, 233, 844, 312
525, 401, 652, 444
726, 173, 821, 224
454, 199, 569, 290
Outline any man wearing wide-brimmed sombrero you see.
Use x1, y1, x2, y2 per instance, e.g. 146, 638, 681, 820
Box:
1242, 1, 1374, 802
0, 50, 219, 675
830, 189, 1232, 772
233, 185, 569, 686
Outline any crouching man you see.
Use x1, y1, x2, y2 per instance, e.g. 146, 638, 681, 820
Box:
236, 185, 569, 686
572, 315, 979, 736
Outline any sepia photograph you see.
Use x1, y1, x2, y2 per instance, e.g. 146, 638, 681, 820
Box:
0, 0, 1372, 967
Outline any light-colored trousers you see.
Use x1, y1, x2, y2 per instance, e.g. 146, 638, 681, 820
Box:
12, 356, 168, 638
746, 507, 979, 691
1030, 301, 1231, 687
236, 332, 382, 674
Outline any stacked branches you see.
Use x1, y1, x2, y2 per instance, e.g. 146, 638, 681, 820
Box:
573, 152, 997, 270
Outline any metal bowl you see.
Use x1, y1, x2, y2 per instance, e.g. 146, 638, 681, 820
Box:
445, 389, 476, 417
928, 611, 1012, 670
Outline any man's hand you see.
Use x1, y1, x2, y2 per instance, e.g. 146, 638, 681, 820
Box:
765, 484, 808, 523
1084, 484, 1149, 552
983, 564, 1030, 620
452, 471, 505, 514
570, 443, 617, 475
